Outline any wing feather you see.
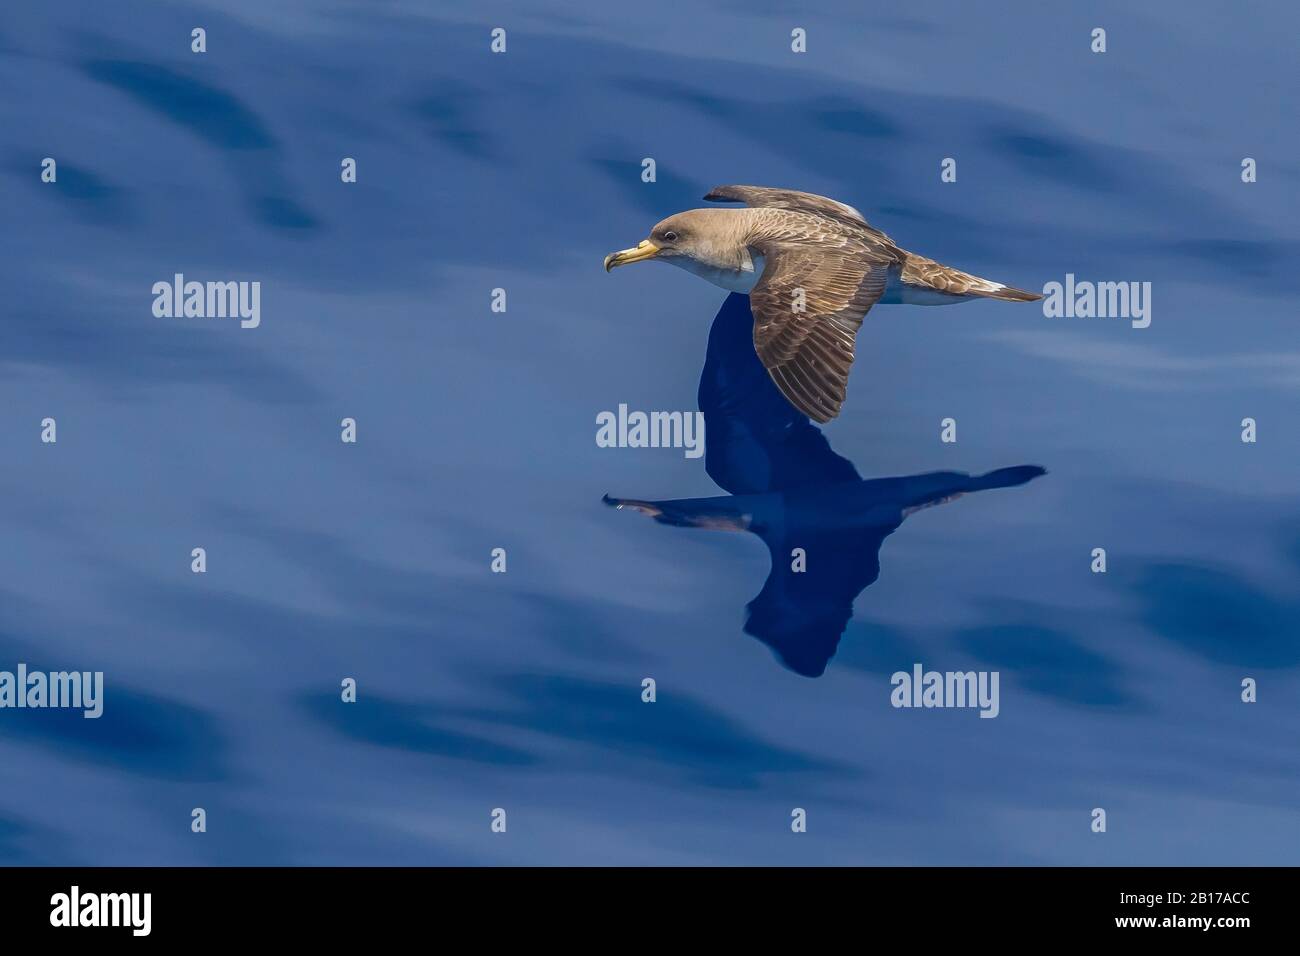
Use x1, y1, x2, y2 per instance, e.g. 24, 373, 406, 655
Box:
747, 243, 889, 422
704, 184, 890, 240
697, 188, 902, 421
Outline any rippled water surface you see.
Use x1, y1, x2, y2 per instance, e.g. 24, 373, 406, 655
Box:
1, 1, 1297, 864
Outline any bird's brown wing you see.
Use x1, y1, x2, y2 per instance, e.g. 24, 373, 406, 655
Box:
704, 184, 889, 239
748, 241, 890, 423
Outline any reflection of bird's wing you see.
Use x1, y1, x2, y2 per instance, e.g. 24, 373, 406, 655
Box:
744, 518, 894, 678
742, 467, 1046, 676
601, 492, 759, 531
747, 232, 893, 423
601, 486, 892, 678
604, 467, 1047, 678
854, 466, 1048, 515
698, 293, 859, 494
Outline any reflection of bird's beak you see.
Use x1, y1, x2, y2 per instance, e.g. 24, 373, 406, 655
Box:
604, 239, 660, 272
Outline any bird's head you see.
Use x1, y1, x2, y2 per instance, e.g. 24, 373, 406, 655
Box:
603, 209, 740, 273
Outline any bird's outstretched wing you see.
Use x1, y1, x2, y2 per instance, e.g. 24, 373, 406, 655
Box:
703, 184, 878, 234
698, 293, 860, 493
747, 241, 890, 423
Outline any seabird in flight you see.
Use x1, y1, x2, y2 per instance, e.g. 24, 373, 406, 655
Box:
604, 185, 1041, 423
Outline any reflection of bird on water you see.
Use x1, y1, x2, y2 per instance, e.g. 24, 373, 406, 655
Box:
605, 185, 1041, 422
605, 293, 1045, 677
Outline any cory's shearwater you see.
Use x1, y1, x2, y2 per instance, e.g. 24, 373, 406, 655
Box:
604, 185, 1041, 422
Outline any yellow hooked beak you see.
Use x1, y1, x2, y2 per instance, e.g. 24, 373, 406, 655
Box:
604, 239, 660, 272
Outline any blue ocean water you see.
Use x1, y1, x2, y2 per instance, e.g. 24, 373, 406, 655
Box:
1, 0, 1297, 865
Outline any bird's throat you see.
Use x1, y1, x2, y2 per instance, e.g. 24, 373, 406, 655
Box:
668, 252, 766, 293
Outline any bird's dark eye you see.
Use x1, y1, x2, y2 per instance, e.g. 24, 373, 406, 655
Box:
662, 231, 678, 242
